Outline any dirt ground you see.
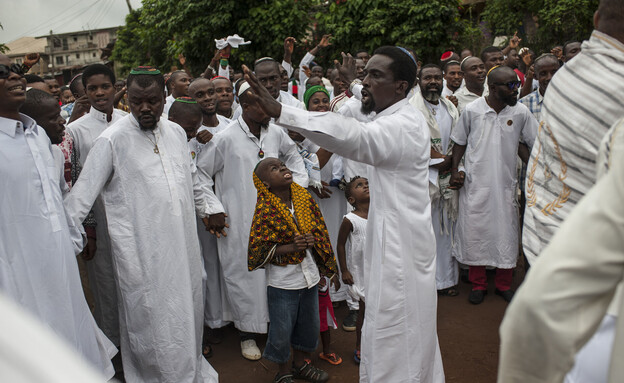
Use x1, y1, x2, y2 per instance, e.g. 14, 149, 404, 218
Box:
206, 267, 525, 383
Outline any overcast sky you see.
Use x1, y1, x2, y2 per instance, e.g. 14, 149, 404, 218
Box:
0, 0, 143, 43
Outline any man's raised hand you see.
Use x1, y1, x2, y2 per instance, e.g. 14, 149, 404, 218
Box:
319, 34, 332, 48
335, 52, 356, 85
284, 37, 296, 58
242, 64, 282, 118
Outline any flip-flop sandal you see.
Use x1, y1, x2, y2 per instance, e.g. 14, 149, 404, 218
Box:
319, 352, 343, 365
353, 349, 361, 364
202, 344, 213, 359
438, 287, 459, 296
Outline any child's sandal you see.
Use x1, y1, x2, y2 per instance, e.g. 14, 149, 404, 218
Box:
319, 352, 343, 365
273, 372, 294, 383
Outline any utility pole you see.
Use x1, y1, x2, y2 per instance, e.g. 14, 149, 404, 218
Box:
125, 0, 133, 12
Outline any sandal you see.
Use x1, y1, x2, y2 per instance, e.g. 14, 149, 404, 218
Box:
353, 349, 361, 364
274, 372, 294, 383
292, 360, 329, 383
202, 344, 213, 359
438, 287, 459, 297
319, 352, 343, 365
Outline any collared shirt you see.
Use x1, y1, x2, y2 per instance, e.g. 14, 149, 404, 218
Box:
68, 106, 128, 167
0, 114, 62, 231
266, 207, 320, 290
330, 91, 349, 112
518, 89, 544, 121
451, 97, 538, 268
163, 94, 175, 115
454, 86, 483, 114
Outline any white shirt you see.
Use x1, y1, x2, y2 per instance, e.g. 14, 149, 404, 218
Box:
163, 94, 175, 115
68, 107, 128, 166
451, 97, 538, 268
0, 114, 116, 378
454, 86, 483, 114
267, 207, 320, 289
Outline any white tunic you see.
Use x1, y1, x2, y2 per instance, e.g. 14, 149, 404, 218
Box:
68, 106, 127, 346
0, 114, 116, 379
451, 97, 538, 268
276, 101, 445, 383
163, 94, 175, 115
65, 115, 223, 383
196, 113, 232, 329
344, 212, 367, 301
196, 117, 308, 333
0, 293, 108, 383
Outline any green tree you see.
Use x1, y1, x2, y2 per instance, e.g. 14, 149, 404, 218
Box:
112, 0, 316, 76
314, 0, 466, 64
481, 0, 598, 53
0, 23, 9, 54
112, 9, 171, 74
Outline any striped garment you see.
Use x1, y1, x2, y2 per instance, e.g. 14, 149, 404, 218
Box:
523, 30, 624, 264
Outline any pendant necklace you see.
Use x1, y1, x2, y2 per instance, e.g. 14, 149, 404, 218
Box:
143, 131, 160, 154
238, 119, 264, 159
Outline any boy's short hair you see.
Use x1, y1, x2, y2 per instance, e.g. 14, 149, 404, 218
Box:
21, 89, 57, 120
81, 64, 116, 88
345, 176, 363, 204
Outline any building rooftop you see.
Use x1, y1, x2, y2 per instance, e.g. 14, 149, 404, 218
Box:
36, 26, 120, 39
5, 36, 47, 56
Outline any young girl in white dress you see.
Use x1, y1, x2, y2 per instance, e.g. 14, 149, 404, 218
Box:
336, 176, 369, 363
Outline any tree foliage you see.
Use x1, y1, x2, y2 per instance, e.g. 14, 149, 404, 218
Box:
314, 0, 466, 64
0, 23, 8, 54
113, 0, 316, 76
481, 0, 598, 53
111, 0, 599, 75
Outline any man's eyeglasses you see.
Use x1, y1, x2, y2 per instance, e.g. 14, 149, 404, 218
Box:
0, 64, 25, 79
494, 80, 521, 91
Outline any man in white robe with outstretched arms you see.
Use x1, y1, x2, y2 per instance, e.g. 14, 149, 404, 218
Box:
0, 54, 117, 379
65, 67, 222, 383
243, 46, 445, 383
196, 80, 308, 361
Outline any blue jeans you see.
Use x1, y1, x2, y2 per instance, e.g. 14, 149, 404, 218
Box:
263, 285, 319, 364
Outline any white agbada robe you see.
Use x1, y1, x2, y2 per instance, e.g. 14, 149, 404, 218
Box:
410, 92, 460, 289
0, 293, 108, 383
276, 101, 445, 383
68, 106, 127, 346
65, 115, 222, 383
196, 117, 308, 333
0, 114, 117, 379
451, 97, 538, 268
195, 114, 233, 328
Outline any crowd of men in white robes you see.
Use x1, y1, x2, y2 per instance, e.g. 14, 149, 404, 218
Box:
1, 0, 624, 381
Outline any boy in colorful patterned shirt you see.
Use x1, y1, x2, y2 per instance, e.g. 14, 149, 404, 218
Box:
248, 157, 337, 383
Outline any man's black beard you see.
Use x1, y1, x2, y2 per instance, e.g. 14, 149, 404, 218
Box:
423, 88, 442, 103
503, 93, 518, 107
360, 98, 376, 115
